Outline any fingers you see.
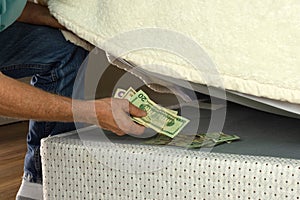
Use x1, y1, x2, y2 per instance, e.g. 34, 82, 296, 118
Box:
111, 128, 126, 136
97, 98, 146, 136
128, 102, 147, 117
127, 123, 145, 135
115, 111, 146, 135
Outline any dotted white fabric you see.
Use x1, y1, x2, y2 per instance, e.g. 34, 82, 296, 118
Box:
41, 132, 300, 200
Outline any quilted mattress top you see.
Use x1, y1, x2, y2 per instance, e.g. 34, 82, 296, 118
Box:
47, 0, 300, 104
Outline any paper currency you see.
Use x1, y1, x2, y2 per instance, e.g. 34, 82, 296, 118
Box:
130, 90, 190, 138
114, 88, 127, 99
122, 87, 136, 100
114, 88, 188, 138
143, 132, 240, 149
115, 87, 179, 114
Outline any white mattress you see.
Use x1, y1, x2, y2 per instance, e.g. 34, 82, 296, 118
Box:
47, 0, 300, 104
107, 54, 300, 118
41, 125, 300, 199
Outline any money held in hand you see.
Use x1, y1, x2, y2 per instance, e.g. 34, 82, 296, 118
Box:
115, 87, 190, 138
130, 90, 190, 138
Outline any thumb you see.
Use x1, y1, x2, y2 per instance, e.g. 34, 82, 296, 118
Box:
129, 103, 147, 117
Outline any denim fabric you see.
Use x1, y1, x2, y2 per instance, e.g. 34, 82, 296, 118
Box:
0, 22, 88, 183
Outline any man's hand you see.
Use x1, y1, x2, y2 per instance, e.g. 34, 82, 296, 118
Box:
0, 73, 145, 136
82, 98, 147, 136
17, 1, 65, 30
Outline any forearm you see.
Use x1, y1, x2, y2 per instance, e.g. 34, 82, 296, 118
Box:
17, 1, 65, 30
0, 73, 146, 135
0, 73, 90, 123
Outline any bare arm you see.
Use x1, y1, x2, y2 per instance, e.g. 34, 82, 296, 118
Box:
17, 1, 65, 30
0, 73, 146, 135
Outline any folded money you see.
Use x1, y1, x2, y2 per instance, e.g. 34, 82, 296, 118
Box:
143, 132, 240, 149
114, 87, 189, 138
118, 87, 178, 115
113, 88, 239, 147
130, 90, 190, 138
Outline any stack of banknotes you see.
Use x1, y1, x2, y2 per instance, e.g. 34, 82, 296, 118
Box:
143, 132, 240, 149
114, 87, 240, 148
114, 87, 190, 138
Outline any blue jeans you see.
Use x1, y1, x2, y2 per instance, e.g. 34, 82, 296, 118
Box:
0, 22, 88, 183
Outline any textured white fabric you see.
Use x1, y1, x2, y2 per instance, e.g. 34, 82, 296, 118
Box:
41, 131, 300, 200
47, 0, 300, 104
61, 30, 94, 51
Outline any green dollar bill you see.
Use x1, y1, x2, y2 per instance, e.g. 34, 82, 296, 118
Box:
130, 90, 190, 138
143, 134, 172, 145
142, 132, 240, 149
122, 87, 178, 115
164, 108, 178, 115
122, 87, 136, 100
210, 133, 240, 143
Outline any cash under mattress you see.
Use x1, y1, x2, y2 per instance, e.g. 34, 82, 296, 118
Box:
47, 0, 300, 104
41, 103, 300, 199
